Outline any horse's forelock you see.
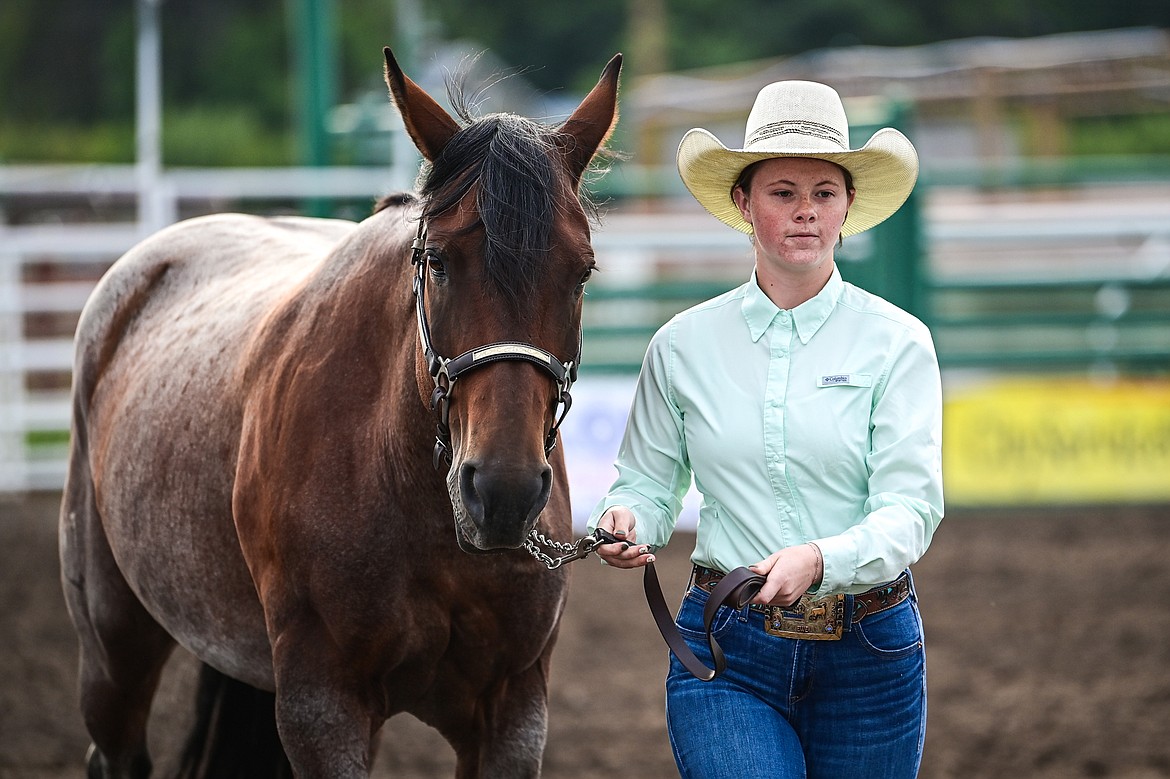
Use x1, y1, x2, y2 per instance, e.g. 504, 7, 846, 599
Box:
419, 113, 569, 309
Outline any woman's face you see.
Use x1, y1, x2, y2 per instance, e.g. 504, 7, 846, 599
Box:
731, 157, 855, 277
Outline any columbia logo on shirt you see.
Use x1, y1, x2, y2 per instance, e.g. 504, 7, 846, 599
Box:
817, 373, 872, 388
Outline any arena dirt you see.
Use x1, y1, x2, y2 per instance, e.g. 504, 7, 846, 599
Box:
3, 493, 1168, 778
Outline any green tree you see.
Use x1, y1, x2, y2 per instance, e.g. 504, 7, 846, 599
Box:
2, 0, 1168, 163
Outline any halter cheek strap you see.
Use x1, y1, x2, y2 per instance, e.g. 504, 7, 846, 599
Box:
410, 220, 579, 469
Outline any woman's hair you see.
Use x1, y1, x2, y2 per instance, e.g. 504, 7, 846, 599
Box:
732, 159, 854, 196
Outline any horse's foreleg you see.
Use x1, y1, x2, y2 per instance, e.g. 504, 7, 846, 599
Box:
457, 662, 551, 779
270, 624, 379, 778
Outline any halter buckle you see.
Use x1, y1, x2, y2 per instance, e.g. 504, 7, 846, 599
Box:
433, 438, 451, 470
430, 384, 447, 411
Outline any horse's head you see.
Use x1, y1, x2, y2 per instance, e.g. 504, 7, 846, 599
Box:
384, 49, 620, 552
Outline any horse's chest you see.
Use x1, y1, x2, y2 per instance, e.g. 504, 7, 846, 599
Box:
370, 581, 565, 712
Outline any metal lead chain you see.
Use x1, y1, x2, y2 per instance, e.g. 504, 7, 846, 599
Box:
524, 527, 620, 570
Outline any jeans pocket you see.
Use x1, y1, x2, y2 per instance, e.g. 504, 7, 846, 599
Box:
853, 600, 923, 659
674, 586, 738, 640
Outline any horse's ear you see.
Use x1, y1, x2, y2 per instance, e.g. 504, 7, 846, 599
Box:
557, 53, 622, 185
384, 47, 460, 162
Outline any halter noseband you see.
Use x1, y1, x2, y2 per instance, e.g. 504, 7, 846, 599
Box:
410, 219, 579, 470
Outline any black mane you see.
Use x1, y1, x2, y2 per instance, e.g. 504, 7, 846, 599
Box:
418, 108, 570, 308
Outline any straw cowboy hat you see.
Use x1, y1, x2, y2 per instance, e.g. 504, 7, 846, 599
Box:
676, 80, 919, 237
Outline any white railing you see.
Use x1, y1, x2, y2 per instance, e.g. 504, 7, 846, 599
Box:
0, 164, 411, 493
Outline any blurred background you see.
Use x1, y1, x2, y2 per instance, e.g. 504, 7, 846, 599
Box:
2, 0, 1168, 510
2, 4, 1170, 778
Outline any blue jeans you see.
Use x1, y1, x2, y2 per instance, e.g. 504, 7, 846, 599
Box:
665, 574, 927, 779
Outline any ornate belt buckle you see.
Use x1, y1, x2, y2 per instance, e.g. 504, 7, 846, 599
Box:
763, 594, 845, 641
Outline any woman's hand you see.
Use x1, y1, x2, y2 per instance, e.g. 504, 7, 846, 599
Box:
749, 543, 823, 606
595, 506, 656, 569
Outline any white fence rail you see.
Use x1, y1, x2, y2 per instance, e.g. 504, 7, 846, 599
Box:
3, 165, 1170, 494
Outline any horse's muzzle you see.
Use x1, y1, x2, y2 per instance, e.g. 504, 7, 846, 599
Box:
452, 460, 552, 550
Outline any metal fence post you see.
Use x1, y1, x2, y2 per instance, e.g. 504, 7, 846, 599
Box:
290, 0, 337, 215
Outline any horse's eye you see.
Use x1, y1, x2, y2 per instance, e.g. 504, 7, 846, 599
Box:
575, 268, 594, 296
426, 251, 447, 282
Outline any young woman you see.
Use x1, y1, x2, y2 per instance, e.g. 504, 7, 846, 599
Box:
589, 80, 944, 778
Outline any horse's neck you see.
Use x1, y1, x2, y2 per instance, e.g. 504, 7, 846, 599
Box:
289, 210, 429, 431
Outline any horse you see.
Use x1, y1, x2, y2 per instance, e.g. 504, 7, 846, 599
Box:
58, 47, 621, 778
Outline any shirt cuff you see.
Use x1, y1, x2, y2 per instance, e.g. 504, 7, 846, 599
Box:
806, 534, 856, 596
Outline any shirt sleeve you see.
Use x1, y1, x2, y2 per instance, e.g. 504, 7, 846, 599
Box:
811, 321, 945, 595
586, 324, 692, 551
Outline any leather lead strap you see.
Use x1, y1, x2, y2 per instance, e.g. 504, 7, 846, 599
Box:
642, 562, 765, 682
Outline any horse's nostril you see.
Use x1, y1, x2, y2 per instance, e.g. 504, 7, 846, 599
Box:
536, 466, 553, 515
459, 463, 485, 522
459, 461, 552, 543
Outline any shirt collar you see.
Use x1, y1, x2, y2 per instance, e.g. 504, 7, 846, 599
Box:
742, 265, 844, 344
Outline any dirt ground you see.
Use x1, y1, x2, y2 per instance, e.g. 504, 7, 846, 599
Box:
2, 493, 1168, 778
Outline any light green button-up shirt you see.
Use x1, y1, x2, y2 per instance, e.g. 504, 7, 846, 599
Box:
588, 265, 944, 596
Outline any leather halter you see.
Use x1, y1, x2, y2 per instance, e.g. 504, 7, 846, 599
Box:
410, 219, 579, 470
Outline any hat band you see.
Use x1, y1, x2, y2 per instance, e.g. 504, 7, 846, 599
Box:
746, 120, 846, 150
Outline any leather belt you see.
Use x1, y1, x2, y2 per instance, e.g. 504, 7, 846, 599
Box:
692, 566, 911, 624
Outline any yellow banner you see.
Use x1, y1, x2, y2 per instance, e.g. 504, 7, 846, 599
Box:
944, 377, 1170, 505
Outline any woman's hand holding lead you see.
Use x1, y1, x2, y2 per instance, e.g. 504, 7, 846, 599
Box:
595, 507, 656, 569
